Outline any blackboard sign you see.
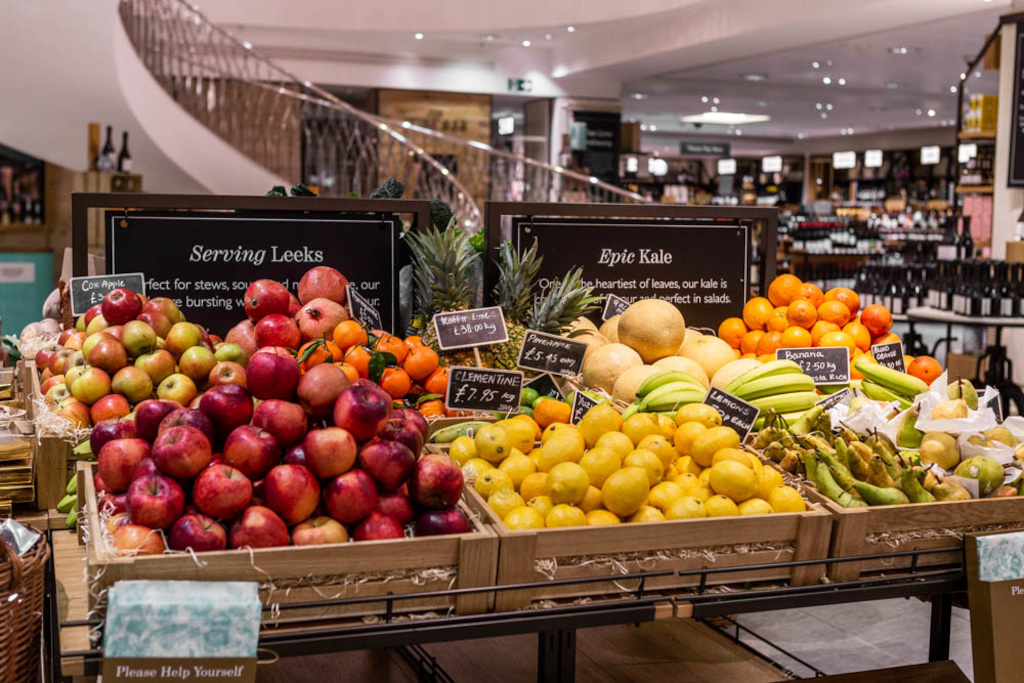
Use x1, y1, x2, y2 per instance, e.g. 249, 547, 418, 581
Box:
511, 218, 748, 328
347, 284, 383, 331
525, 373, 563, 400
776, 347, 850, 386
517, 330, 587, 377
986, 392, 1004, 422
570, 390, 600, 424
871, 341, 905, 372
816, 387, 853, 411
704, 387, 760, 439
432, 307, 509, 351
445, 366, 523, 414
69, 273, 146, 316
1010, 24, 1024, 186
601, 294, 630, 321
105, 212, 402, 335
680, 140, 730, 158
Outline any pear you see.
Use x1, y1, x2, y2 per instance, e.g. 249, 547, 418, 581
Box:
947, 379, 979, 410
953, 456, 1005, 496
967, 434, 993, 449
932, 479, 972, 501
990, 485, 1018, 498
919, 432, 960, 471
896, 406, 923, 449
849, 396, 873, 413
985, 427, 1019, 448
931, 399, 969, 420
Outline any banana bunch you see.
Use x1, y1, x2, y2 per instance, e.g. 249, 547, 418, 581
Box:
57, 476, 78, 528
854, 359, 929, 410
620, 370, 707, 420
724, 359, 819, 426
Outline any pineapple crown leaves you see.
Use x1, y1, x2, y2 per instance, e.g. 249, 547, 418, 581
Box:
528, 266, 603, 335
492, 239, 542, 325
407, 226, 480, 317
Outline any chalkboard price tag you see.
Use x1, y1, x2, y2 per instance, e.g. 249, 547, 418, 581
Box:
816, 387, 853, 411
346, 284, 383, 331
69, 273, 146, 316
704, 387, 760, 439
432, 307, 509, 351
775, 347, 850, 386
870, 342, 905, 372
570, 391, 601, 424
517, 330, 588, 378
525, 373, 563, 401
601, 294, 630, 321
986, 393, 1004, 423
445, 366, 523, 414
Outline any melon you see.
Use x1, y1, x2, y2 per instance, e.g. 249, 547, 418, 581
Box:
582, 343, 643, 395
612, 364, 660, 404
599, 315, 620, 343
617, 299, 686, 363
677, 328, 704, 353
651, 356, 710, 388
568, 316, 598, 333
711, 358, 764, 390
679, 335, 737, 379
572, 330, 609, 361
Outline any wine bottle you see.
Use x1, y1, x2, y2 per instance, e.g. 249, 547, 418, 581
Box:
97, 125, 116, 172
117, 131, 132, 173
937, 216, 959, 261
960, 218, 975, 261
1003, 263, 1021, 317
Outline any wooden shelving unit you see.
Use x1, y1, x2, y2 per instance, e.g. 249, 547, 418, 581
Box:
955, 185, 994, 194
957, 130, 997, 140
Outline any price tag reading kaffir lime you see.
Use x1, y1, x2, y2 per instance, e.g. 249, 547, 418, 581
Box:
517, 330, 588, 378
445, 366, 523, 414
432, 307, 509, 351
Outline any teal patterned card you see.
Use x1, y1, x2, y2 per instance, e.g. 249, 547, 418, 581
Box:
976, 532, 1024, 583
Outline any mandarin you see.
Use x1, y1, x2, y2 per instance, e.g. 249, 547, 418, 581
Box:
403, 344, 439, 381
742, 297, 774, 331
786, 299, 818, 330
374, 333, 409, 363
797, 282, 825, 308
817, 300, 851, 327
756, 331, 783, 355
767, 274, 803, 307
380, 367, 413, 399
343, 346, 372, 378
333, 320, 368, 350
780, 326, 813, 348
767, 307, 790, 332
907, 356, 942, 385
818, 331, 857, 358
424, 366, 450, 396
825, 287, 860, 316
717, 317, 748, 349
810, 320, 840, 346
740, 329, 765, 355
842, 321, 872, 352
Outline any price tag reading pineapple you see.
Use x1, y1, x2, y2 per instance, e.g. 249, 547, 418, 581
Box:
346, 284, 383, 331
601, 294, 630, 321
445, 366, 523, 414
570, 391, 601, 424
870, 342, 905, 372
704, 387, 760, 440
517, 330, 588, 378
432, 307, 509, 351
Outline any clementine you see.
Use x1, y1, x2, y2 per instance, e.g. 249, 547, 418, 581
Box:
298, 339, 344, 372
756, 331, 784, 355
818, 331, 857, 358
742, 297, 774, 331
810, 320, 840, 346
767, 306, 790, 333
797, 283, 825, 308
333, 320, 368, 350
780, 326, 813, 349
907, 356, 942, 385
768, 274, 803, 307
402, 344, 439, 381
842, 321, 872, 352
786, 299, 818, 330
824, 288, 860, 317
740, 329, 765, 355
817, 300, 852, 327
717, 317, 749, 349
343, 346, 372, 378
374, 333, 409, 363
404, 335, 424, 348
418, 399, 445, 418
335, 362, 360, 383
424, 366, 451, 396
380, 367, 413, 399
860, 304, 893, 336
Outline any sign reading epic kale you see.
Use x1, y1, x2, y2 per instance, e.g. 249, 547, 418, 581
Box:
105, 213, 401, 335
513, 218, 748, 328
1010, 23, 1024, 186
69, 273, 146, 316
776, 347, 850, 386
517, 330, 587, 377
445, 366, 523, 414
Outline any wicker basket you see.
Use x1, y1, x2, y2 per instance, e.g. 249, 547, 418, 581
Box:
0, 528, 50, 683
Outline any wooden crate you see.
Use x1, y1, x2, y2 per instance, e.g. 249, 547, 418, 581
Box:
77, 462, 498, 622
23, 360, 73, 510
464, 486, 832, 611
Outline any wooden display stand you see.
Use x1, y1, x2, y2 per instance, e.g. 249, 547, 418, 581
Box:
22, 360, 72, 510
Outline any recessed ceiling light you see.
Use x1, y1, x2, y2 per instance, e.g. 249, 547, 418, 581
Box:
566, 26, 576, 32
798, 133, 806, 139
631, 93, 648, 100
927, 109, 936, 116
522, 40, 531, 47
950, 86, 958, 93
735, 130, 742, 136
680, 112, 771, 125
838, 78, 846, 86
815, 103, 822, 110
823, 77, 832, 84
544, 34, 552, 40
741, 73, 768, 81
701, 96, 709, 103
649, 124, 657, 131
710, 106, 718, 112
821, 113, 828, 119
640, 124, 648, 131
975, 71, 982, 78
812, 61, 820, 69
886, 82, 902, 89
756, 100, 768, 107
826, 59, 834, 66
916, 108, 922, 115
889, 47, 909, 54
826, 103, 833, 110
960, 72, 967, 80
482, 34, 497, 41
414, 33, 424, 40
713, 97, 720, 104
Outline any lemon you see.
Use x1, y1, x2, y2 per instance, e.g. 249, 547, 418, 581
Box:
708, 460, 759, 502
675, 455, 702, 476
488, 488, 526, 520
541, 422, 576, 444
498, 451, 536, 489
712, 447, 755, 469
601, 467, 650, 517
624, 449, 664, 486
705, 494, 740, 517
738, 498, 773, 516
647, 481, 685, 511
527, 495, 554, 517
691, 426, 741, 467
475, 469, 514, 498
627, 505, 665, 523
528, 448, 543, 469
579, 485, 604, 513
673, 422, 707, 457
637, 434, 677, 469
665, 496, 707, 520
671, 473, 712, 501
504, 506, 545, 530
594, 431, 634, 458
674, 404, 723, 428
545, 462, 590, 504
475, 424, 512, 463
519, 472, 548, 500
578, 447, 622, 488
449, 436, 477, 465
758, 467, 784, 500
537, 430, 586, 471
546, 504, 587, 527
654, 414, 677, 438
587, 510, 622, 525
462, 458, 494, 483
578, 404, 623, 448
768, 485, 807, 513
622, 414, 662, 445
698, 468, 713, 487
497, 419, 537, 454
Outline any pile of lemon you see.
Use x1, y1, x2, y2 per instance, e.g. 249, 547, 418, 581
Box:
449, 404, 807, 530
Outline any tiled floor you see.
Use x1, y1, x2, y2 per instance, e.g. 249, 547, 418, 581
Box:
733, 599, 974, 679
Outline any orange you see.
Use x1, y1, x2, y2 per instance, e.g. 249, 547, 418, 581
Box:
872, 332, 901, 346
818, 331, 857, 358
767, 274, 803, 307
404, 335, 424, 348
824, 288, 860, 317
742, 297, 774, 331
333, 320, 368, 350
786, 300, 818, 330
380, 367, 413, 399
756, 353, 776, 363
534, 399, 571, 428
424, 367, 450, 397
343, 346, 372, 378
817, 300, 851, 327
810, 321, 840, 346
740, 353, 757, 360
335, 362, 360, 383
756, 331, 783, 355
907, 356, 942, 385
842, 321, 872, 352
903, 355, 915, 369
298, 339, 343, 372
797, 283, 825, 308
374, 333, 409, 363
780, 326, 813, 349
402, 344, 439, 381
418, 399, 445, 418
733, 348, 742, 359
740, 330, 765, 355
717, 317, 748, 349
860, 304, 893, 336
766, 307, 790, 333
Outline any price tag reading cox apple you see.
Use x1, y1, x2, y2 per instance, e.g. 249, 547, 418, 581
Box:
69, 273, 146, 316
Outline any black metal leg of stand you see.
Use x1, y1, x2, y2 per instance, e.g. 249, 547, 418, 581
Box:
928, 593, 952, 662
538, 629, 576, 683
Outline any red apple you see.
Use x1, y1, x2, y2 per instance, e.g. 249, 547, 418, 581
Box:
111, 524, 166, 555
252, 400, 307, 449
244, 279, 291, 322
135, 349, 176, 385
101, 288, 143, 326
70, 367, 111, 405
66, 331, 88, 350
393, 408, 429, 439
127, 474, 185, 529
83, 303, 103, 325
208, 361, 247, 388
179, 346, 217, 382
169, 513, 227, 552
90, 394, 130, 423
98, 438, 151, 493
142, 297, 183, 324
192, 464, 252, 520
296, 298, 349, 342
303, 427, 357, 479
49, 348, 76, 375
111, 366, 154, 404
414, 509, 472, 536
156, 373, 197, 405
34, 344, 60, 370
246, 352, 300, 401
87, 339, 127, 375
56, 400, 92, 428
134, 399, 180, 441
287, 292, 301, 317
225, 320, 257, 357
40, 374, 65, 395
45, 383, 70, 406
159, 408, 217, 445
120, 320, 157, 357
137, 310, 172, 339
359, 438, 415, 491
378, 417, 424, 457
254, 314, 301, 350
283, 445, 307, 467
376, 491, 414, 525
324, 469, 377, 524
90, 418, 137, 455
153, 425, 213, 479
264, 464, 320, 525
131, 457, 161, 482
214, 342, 249, 367
297, 363, 350, 419
254, 345, 293, 359
82, 331, 115, 359
354, 511, 404, 541
229, 506, 289, 549
292, 516, 349, 545
198, 384, 254, 441
223, 425, 281, 480
298, 266, 349, 305
101, 492, 129, 516
409, 454, 464, 510
165, 322, 203, 358
333, 382, 391, 441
